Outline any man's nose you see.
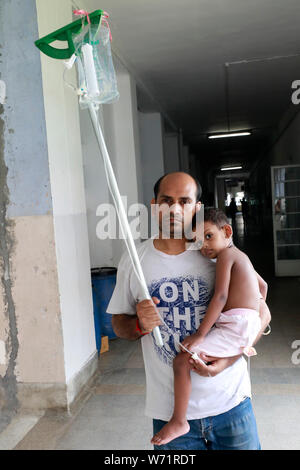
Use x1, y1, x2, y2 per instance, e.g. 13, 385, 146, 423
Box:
170, 203, 182, 215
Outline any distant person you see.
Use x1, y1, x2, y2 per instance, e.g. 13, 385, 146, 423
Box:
229, 198, 238, 222
275, 199, 281, 214
241, 198, 249, 223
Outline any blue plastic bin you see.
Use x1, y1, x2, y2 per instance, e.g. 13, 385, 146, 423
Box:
91, 267, 117, 352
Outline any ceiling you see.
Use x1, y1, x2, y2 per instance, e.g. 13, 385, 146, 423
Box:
86, 0, 300, 171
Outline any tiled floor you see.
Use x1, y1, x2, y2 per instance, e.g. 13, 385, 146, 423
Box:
10, 215, 300, 450
13, 338, 153, 451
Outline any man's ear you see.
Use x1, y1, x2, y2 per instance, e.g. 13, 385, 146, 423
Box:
223, 224, 233, 238
195, 201, 202, 213
151, 198, 157, 216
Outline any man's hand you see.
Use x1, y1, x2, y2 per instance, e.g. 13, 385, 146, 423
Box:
136, 297, 162, 333
189, 353, 241, 377
253, 299, 271, 346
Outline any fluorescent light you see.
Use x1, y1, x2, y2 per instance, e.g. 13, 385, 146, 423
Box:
208, 131, 251, 139
221, 166, 242, 171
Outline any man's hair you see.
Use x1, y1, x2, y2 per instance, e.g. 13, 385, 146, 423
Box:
153, 173, 202, 202
204, 208, 229, 229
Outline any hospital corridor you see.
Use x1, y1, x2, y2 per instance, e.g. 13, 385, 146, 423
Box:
0, 0, 300, 451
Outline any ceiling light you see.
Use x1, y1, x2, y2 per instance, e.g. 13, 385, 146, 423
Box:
221, 166, 242, 171
208, 131, 251, 139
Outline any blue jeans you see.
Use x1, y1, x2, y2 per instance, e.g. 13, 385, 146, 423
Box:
153, 397, 261, 450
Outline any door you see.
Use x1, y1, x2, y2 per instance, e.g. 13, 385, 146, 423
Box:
271, 164, 300, 276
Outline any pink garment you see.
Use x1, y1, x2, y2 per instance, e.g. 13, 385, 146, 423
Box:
194, 308, 261, 358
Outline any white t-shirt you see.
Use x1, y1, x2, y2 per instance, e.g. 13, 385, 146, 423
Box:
107, 237, 251, 421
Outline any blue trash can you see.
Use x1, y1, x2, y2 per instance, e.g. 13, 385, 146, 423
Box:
91, 267, 117, 352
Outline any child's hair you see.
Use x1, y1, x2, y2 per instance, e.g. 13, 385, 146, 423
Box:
204, 208, 230, 229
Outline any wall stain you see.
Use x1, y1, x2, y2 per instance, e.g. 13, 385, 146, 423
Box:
0, 102, 19, 432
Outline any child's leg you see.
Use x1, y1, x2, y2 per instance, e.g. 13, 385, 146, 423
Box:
151, 352, 192, 446
172, 352, 192, 422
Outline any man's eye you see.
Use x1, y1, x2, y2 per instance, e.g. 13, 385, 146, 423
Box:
181, 200, 192, 205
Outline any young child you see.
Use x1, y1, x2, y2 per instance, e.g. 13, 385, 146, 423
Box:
151, 208, 269, 446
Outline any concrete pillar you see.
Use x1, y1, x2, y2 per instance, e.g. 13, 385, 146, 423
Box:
35, 0, 97, 405
138, 112, 165, 237
216, 178, 226, 211
0, 0, 97, 425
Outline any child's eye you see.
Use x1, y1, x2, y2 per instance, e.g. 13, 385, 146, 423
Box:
205, 234, 212, 240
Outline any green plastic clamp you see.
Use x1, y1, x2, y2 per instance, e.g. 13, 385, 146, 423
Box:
35, 9, 103, 60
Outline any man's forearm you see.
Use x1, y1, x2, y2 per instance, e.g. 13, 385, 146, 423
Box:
253, 323, 269, 346
112, 314, 142, 341
253, 299, 271, 346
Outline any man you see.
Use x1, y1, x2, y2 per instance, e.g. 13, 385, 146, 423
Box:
229, 197, 238, 223
107, 172, 271, 450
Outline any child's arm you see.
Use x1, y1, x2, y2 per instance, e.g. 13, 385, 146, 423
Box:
196, 250, 234, 339
256, 271, 268, 300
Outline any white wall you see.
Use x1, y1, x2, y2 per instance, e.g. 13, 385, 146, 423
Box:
269, 107, 300, 166
80, 106, 115, 268
163, 133, 180, 173
100, 59, 144, 266
36, 0, 96, 385
78, 54, 146, 271
139, 112, 165, 236
180, 145, 190, 173
189, 153, 197, 176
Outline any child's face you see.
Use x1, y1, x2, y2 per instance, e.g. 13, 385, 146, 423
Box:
200, 221, 232, 259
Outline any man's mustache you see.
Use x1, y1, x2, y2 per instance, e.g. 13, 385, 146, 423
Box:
163, 215, 183, 222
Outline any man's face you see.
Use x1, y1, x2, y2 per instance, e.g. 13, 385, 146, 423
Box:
152, 174, 200, 239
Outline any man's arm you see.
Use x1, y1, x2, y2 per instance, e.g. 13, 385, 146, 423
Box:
256, 271, 268, 301
111, 314, 141, 341
111, 297, 161, 341
253, 298, 271, 346
189, 353, 242, 377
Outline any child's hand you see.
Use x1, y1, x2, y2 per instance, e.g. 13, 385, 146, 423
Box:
181, 333, 205, 353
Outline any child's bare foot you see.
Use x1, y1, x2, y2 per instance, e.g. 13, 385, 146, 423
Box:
151, 418, 190, 446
